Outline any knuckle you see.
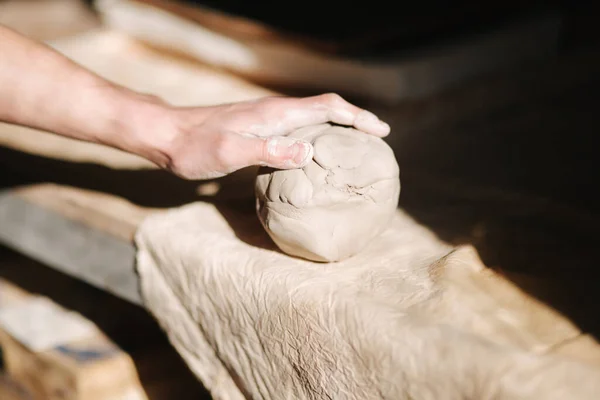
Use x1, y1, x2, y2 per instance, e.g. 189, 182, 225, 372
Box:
259, 95, 286, 108
321, 92, 345, 106
249, 138, 274, 168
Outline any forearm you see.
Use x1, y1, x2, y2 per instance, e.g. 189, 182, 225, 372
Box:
0, 26, 392, 180
0, 25, 172, 165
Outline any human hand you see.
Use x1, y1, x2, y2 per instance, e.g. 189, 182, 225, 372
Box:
0, 27, 388, 181
137, 93, 391, 180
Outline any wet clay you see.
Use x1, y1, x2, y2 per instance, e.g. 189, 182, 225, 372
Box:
255, 123, 400, 262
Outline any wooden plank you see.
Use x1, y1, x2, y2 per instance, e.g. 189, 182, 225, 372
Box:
133, 0, 534, 56
131, 0, 537, 55
0, 279, 148, 400
96, 0, 562, 104
0, 190, 141, 305
0, 248, 212, 399
0, 374, 33, 400
131, 0, 338, 53
13, 184, 150, 243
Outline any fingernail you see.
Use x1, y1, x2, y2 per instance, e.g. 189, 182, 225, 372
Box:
355, 110, 391, 136
268, 137, 313, 167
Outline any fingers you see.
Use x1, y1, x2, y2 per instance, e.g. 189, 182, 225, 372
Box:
299, 93, 391, 137
257, 136, 314, 169
228, 134, 314, 171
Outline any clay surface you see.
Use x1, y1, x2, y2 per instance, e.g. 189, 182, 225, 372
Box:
135, 202, 600, 400
255, 123, 400, 262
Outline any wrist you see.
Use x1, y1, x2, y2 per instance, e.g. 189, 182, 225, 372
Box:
108, 89, 179, 169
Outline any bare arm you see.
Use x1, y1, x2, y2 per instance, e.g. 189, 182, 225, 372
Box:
0, 25, 391, 180
0, 25, 173, 164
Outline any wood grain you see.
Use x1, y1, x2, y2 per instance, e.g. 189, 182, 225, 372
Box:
14, 184, 151, 242
0, 374, 33, 400
0, 247, 211, 399
96, 0, 561, 104
0, 278, 148, 400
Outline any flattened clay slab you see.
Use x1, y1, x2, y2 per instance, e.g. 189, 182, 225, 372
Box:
135, 202, 600, 399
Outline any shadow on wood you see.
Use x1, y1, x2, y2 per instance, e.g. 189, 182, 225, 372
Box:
0, 246, 211, 399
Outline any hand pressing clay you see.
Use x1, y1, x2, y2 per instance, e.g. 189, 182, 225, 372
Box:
255, 123, 400, 262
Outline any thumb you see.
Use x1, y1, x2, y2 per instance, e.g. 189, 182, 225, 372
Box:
239, 135, 314, 169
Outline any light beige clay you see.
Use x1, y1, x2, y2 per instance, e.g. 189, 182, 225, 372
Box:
255, 123, 400, 262
135, 203, 600, 400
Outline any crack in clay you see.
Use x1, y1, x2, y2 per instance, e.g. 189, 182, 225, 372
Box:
255, 123, 400, 262
278, 177, 288, 204
314, 159, 374, 200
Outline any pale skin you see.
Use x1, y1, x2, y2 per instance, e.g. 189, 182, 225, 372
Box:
0, 25, 391, 180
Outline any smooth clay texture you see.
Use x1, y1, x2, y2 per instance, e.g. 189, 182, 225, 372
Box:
255, 124, 400, 262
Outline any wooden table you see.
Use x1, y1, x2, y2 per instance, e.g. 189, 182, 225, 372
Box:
1, 10, 600, 369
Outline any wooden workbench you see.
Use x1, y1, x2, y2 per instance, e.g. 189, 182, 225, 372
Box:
1, 5, 600, 378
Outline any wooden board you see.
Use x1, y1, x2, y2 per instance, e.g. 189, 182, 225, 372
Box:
130, 0, 540, 55
0, 188, 142, 305
95, 0, 562, 104
0, 246, 212, 399
0, 278, 148, 400
0, 374, 33, 400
